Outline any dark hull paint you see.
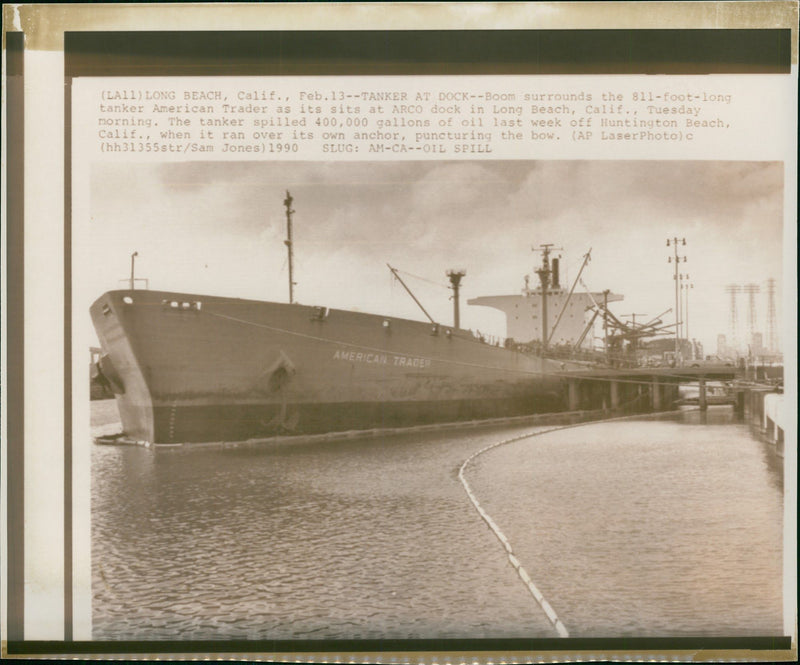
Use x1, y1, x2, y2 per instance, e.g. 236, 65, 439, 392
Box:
91, 290, 573, 444
151, 394, 567, 444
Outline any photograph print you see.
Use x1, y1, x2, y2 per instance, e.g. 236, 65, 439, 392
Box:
87, 159, 784, 641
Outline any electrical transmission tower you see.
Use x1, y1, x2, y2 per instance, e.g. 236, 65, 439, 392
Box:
742, 283, 760, 344
725, 284, 741, 354
766, 278, 778, 352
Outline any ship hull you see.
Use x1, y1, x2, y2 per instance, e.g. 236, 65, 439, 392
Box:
91, 290, 572, 444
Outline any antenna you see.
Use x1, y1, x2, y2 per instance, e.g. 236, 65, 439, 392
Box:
283, 191, 296, 304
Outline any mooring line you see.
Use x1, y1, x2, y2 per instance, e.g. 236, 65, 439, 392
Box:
457, 408, 683, 638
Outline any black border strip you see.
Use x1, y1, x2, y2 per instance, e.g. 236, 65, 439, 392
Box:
65, 29, 791, 77
6, 30, 26, 643
6, 636, 793, 654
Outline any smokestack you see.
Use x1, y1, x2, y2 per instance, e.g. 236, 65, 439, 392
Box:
551, 258, 560, 289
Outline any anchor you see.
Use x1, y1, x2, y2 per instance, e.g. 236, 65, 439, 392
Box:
253, 351, 300, 433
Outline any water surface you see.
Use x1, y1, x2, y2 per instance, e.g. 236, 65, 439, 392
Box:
91, 404, 783, 640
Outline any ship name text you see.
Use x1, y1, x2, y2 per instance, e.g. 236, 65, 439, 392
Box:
333, 349, 431, 368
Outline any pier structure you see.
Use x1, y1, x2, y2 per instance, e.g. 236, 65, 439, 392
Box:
742, 385, 786, 456
558, 364, 740, 415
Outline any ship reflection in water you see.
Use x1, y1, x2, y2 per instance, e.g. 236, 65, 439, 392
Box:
91, 402, 783, 640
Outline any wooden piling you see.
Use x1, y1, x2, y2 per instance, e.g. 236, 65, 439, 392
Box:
610, 380, 620, 409
651, 377, 661, 410
734, 390, 745, 416
568, 380, 580, 411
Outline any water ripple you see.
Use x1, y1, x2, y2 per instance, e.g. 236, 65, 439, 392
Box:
91, 405, 783, 640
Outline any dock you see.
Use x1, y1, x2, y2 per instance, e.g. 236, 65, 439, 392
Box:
555, 362, 784, 455
742, 386, 786, 456
556, 364, 740, 413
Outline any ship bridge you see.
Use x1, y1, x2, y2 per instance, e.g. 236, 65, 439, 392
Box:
468, 287, 623, 348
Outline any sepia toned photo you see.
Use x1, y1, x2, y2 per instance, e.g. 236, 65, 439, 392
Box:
3, 3, 796, 662
86, 159, 784, 640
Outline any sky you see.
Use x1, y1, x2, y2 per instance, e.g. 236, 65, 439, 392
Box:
89, 160, 785, 353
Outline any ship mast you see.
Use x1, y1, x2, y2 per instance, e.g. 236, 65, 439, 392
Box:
533, 243, 562, 351
446, 269, 466, 329
283, 190, 296, 304
129, 251, 138, 290
546, 248, 591, 346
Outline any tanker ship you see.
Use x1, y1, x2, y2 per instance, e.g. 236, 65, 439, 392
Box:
91, 194, 622, 445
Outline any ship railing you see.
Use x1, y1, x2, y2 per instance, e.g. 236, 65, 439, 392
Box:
118, 278, 149, 290
544, 345, 608, 364
470, 330, 506, 347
